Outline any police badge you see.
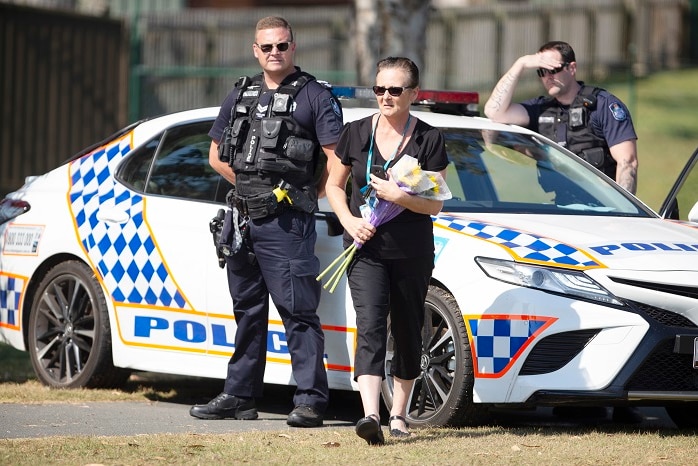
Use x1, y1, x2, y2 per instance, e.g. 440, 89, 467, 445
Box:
609, 102, 627, 121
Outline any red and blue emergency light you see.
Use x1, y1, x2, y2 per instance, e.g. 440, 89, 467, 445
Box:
330, 86, 480, 116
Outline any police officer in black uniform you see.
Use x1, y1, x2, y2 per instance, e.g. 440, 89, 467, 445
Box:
484, 40, 638, 195
189, 16, 344, 428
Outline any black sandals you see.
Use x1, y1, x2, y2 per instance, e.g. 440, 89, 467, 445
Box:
355, 413, 384, 445
388, 415, 411, 438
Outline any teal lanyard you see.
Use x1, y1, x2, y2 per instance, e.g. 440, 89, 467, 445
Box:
364, 113, 412, 186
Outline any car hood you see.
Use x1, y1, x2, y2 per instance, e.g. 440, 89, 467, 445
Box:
439, 212, 698, 272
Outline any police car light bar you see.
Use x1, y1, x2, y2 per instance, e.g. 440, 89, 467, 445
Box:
331, 86, 479, 116
415, 90, 478, 105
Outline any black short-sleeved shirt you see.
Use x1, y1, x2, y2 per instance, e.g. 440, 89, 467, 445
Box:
335, 114, 449, 259
209, 68, 344, 146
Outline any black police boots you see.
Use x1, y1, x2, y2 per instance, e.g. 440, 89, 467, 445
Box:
189, 392, 258, 420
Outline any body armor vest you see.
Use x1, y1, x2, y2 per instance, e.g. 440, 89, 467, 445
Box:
220, 72, 319, 198
537, 86, 616, 179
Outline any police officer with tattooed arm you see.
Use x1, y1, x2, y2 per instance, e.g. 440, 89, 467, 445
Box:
484, 41, 638, 195
189, 16, 344, 428
485, 41, 641, 423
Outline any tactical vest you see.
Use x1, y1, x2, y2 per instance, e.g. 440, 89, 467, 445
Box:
537, 86, 617, 179
220, 72, 320, 198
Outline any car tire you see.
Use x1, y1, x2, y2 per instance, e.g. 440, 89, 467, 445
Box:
27, 260, 130, 388
665, 403, 698, 429
381, 285, 490, 427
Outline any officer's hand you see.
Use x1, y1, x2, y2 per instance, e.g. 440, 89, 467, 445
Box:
529, 52, 566, 72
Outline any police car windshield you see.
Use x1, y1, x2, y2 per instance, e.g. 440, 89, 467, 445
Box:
440, 128, 653, 217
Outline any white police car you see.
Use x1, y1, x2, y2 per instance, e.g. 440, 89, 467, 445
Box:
2, 88, 698, 429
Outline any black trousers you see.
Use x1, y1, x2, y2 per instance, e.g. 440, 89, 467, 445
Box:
223, 209, 329, 412
347, 252, 433, 381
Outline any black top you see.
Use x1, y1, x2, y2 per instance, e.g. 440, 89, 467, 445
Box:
335, 114, 449, 259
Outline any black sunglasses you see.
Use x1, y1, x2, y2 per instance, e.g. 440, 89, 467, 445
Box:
536, 63, 570, 77
256, 42, 291, 53
372, 85, 413, 97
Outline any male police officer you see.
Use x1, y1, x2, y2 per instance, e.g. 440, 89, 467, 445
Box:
484, 40, 638, 195
189, 16, 343, 427
485, 40, 642, 423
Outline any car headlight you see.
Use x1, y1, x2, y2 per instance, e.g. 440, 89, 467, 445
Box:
475, 256, 622, 306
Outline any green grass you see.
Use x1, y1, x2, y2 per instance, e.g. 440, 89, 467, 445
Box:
2, 427, 697, 466
578, 68, 698, 211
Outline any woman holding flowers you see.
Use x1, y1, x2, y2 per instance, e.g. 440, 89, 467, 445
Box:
325, 57, 448, 445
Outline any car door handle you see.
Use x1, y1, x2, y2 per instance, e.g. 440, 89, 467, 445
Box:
96, 208, 130, 224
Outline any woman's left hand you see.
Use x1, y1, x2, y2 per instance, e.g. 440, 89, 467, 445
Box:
369, 172, 404, 203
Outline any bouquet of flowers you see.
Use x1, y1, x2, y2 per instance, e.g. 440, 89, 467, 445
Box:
317, 155, 451, 293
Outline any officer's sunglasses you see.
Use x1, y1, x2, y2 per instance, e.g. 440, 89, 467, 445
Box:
256, 42, 292, 53
372, 86, 414, 97
536, 63, 570, 77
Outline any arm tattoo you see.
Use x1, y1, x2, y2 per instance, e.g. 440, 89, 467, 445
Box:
487, 72, 518, 112
617, 164, 638, 195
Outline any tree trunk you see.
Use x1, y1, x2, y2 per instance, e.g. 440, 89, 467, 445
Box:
353, 0, 382, 86
353, 0, 432, 85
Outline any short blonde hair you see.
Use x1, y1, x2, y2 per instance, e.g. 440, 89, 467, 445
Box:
255, 16, 294, 42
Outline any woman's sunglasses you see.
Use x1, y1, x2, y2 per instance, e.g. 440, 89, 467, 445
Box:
372, 86, 413, 97
536, 63, 570, 77
256, 42, 291, 53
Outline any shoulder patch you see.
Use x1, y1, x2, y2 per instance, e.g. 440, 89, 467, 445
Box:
608, 102, 627, 121
330, 97, 342, 117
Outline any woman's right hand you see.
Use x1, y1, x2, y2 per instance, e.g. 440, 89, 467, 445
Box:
345, 216, 376, 245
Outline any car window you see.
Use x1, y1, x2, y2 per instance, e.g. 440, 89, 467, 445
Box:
118, 137, 161, 192
440, 128, 652, 217
117, 121, 232, 204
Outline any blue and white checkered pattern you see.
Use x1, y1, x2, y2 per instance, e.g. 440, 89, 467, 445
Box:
68, 135, 188, 309
466, 316, 553, 377
435, 215, 603, 269
0, 274, 23, 327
